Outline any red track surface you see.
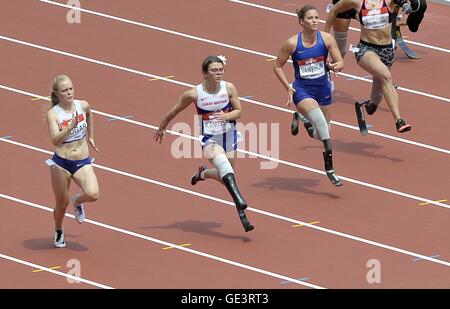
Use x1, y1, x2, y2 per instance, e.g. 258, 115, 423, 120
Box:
1, 0, 449, 289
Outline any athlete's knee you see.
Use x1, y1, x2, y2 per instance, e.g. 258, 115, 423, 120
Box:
333, 31, 348, 57
56, 198, 70, 210
85, 189, 100, 202
204, 143, 224, 160
212, 153, 234, 179
307, 108, 330, 140
374, 69, 392, 85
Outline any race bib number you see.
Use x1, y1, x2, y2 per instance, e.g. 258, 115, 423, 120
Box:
203, 117, 231, 135
362, 8, 389, 29
298, 57, 325, 79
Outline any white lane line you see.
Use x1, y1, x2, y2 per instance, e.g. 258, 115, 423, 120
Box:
0, 138, 449, 268
0, 38, 449, 156
330, 120, 450, 154
0, 85, 449, 209
0, 193, 325, 289
0, 253, 113, 289
34, 2, 450, 103
227, 0, 450, 53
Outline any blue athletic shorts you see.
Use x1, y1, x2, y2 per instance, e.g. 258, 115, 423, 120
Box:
292, 79, 332, 107
52, 153, 92, 175
201, 129, 240, 153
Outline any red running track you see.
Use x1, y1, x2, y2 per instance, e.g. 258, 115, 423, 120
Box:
0, 0, 449, 289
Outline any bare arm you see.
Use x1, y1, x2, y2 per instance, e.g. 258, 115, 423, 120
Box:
213, 82, 242, 121
46, 108, 78, 146
321, 32, 344, 72
325, 0, 360, 32
154, 89, 196, 143
82, 100, 99, 152
273, 35, 297, 106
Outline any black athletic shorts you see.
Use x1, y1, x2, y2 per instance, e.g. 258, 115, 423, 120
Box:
332, 0, 357, 19
355, 40, 394, 68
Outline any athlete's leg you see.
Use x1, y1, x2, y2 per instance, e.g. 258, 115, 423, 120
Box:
358, 52, 400, 120
50, 165, 72, 230
203, 143, 247, 210
72, 164, 100, 204
195, 150, 236, 183
364, 77, 384, 115
200, 143, 226, 182
296, 99, 328, 143
197, 133, 238, 183
297, 99, 342, 186
358, 52, 411, 132
320, 105, 332, 131
333, 18, 351, 58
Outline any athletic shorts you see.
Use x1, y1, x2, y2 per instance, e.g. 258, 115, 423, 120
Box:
51, 153, 92, 175
332, 0, 357, 19
292, 79, 332, 107
355, 40, 394, 68
200, 129, 242, 153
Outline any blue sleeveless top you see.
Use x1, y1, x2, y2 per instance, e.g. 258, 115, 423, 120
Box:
291, 31, 329, 85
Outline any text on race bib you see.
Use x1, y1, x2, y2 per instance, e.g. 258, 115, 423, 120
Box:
361, 8, 389, 29
298, 56, 326, 79
202, 114, 232, 135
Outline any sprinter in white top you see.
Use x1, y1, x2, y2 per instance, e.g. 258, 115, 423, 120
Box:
154, 56, 254, 232
46, 75, 100, 248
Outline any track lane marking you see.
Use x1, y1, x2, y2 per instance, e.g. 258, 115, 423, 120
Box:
0, 193, 325, 289
33, 2, 450, 102
0, 139, 449, 268
0, 253, 113, 288
0, 38, 449, 154
1, 86, 449, 209
227, 0, 450, 53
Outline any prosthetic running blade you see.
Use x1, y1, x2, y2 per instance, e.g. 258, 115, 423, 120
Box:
355, 100, 369, 136
237, 209, 254, 232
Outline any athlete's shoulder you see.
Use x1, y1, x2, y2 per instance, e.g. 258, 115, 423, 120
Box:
78, 100, 89, 109
182, 87, 198, 101
47, 105, 57, 116
319, 31, 333, 40
281, 34, 298, 54
319, 31, 335, 47
224, 81, 237, 92
46, 105, 58, 123
286, 34, 299, 46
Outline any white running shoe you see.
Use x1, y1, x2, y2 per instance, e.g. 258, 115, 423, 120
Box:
54, 230, 66, 248
72, 194, 85, 224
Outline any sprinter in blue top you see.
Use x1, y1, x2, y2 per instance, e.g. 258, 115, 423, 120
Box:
274, 4, 344, 187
